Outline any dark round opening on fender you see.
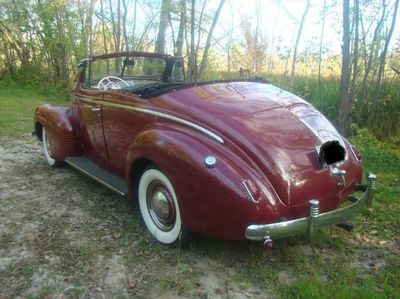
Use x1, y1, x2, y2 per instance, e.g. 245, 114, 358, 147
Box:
319, 140, 346, 166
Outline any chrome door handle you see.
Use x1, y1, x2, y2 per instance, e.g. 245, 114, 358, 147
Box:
91, 108, 101, 112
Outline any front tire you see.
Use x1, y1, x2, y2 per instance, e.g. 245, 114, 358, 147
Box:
42, 128, 60, 167
138, 168, 187, 245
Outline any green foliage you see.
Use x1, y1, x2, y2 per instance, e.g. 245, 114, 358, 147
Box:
351, 128, 400, 177
0, 82, 67, 136
264, 74, 340, 124
280, 270, 398, 299
367, 77, 400, 137
350, 127, 400, 236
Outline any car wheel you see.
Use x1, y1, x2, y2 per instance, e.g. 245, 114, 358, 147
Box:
138, 168, 187, 245
42, 128, 59, 167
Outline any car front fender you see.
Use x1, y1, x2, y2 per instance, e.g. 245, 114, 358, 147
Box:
34, 104, 82, 160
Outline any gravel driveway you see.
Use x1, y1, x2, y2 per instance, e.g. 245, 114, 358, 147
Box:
2, 136, 399, 298
0, 136, 268, 298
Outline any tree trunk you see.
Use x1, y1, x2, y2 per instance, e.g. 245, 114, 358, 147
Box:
195, 0, 207, 60
54, 6, 69, 87
290, 0, 310, 88
175, 0, 185, 57
108, 0, 117, 51
155, 0, 171, 54
132, 0, 137, 50
338, 0, 351, 136
122, 0, 129, 51
391, 64, 400, 75
318, 0, 327, 111
227, 4, 234, 76
188, 0, 196, 80
268, 9, 281, 72
100, 0, 109, 73
368, 0, 400, 125
198, 0, 226, 78
356, 1, 387, 123
349, 0, 360, 110
253, 0, 261, 73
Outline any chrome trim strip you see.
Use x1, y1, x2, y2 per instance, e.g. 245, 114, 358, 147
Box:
65, 159, 126, 196
104, 102, 224, 144
75, 97, 224, 143
350, 145, 361, 162
245, 173, 376, 241
242, 180, 259, 203
298, 115, 345, 147
76, 97, 100, 105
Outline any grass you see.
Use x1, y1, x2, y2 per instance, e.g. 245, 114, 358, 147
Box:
0, 83, 399, 298
0, 82, 67, 136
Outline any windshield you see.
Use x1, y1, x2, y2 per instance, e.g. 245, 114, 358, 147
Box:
89, 56, 166, 82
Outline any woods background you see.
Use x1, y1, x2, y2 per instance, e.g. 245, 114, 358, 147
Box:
1, 0, 400, 137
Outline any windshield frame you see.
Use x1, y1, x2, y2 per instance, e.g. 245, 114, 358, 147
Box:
78, 52, 185, 86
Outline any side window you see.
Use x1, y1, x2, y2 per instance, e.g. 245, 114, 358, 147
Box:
171, 60, 185, 81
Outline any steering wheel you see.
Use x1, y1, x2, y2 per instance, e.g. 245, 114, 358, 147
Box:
97, 76, 132, 90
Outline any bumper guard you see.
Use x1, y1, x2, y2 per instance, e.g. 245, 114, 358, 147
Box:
245, 173, 377, 241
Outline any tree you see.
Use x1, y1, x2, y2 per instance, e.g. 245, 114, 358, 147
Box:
391, 36, 400, 74
356, 0, 388, 123
368, 0, 400, 124
318, 0, 328, 111
155, 0, 171, 54
198, 0, 225, 77
174, 0, 186, 57
338, 0, 351, 136
349, 0, 360, 115
290, 0, 310, 88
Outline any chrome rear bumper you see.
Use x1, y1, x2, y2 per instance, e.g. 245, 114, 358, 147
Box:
245, 173, 377, 241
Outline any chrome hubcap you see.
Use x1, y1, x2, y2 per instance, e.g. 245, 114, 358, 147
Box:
152, 191, 170, 221
147, 182, 176, 231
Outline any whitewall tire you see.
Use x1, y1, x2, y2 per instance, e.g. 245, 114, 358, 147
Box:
138, 168, 185, 245
42, 128, 58, 167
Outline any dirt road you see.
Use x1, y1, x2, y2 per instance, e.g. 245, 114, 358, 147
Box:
2, 136, 399, 298
0, 136, 269, 298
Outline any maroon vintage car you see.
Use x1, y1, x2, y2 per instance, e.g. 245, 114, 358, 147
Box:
34, 52, 376, 247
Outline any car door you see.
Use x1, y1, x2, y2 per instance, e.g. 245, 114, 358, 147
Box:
101, 91, 152, 177
75, 87, 109, 168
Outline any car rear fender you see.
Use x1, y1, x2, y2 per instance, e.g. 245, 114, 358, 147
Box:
125, 128, 285, 240
34, 104, 82, 160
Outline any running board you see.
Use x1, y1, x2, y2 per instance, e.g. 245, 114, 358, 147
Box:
65, 156, 127, 197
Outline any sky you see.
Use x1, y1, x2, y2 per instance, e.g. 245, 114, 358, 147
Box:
214, 0, 400, 55
122, 0, 400, 57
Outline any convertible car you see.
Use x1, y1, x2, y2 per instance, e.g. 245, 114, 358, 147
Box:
34, 52, 376, 247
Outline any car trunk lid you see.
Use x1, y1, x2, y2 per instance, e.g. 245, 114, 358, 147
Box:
182, 82, 351, 206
